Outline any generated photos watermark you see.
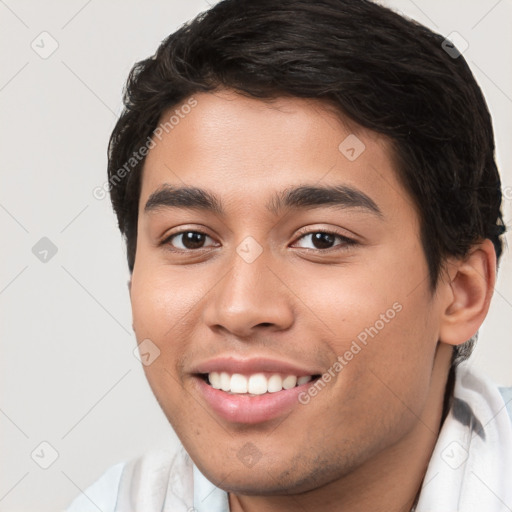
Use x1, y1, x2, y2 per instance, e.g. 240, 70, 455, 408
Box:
298, 301, 403, 405
92, 97, 198, 200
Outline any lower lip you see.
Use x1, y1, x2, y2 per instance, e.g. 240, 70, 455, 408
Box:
194, 377, 317, 424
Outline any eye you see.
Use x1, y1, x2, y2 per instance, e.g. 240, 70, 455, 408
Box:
293, 231, 356, 250
163, 230, 217, 250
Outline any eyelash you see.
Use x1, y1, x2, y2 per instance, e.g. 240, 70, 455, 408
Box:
293, 228, 357, 251
161, 228, 357, 253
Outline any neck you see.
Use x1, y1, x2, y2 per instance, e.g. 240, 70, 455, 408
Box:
229, 343, 453, 512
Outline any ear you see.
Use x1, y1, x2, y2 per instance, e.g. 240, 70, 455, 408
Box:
439, 239, 496, 346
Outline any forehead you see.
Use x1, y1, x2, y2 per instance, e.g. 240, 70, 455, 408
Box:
139, 90, 412, 220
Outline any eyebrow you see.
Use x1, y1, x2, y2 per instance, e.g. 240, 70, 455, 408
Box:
145, 185, 223, 214
144, 183, 382, 218
267, 184, 382, 217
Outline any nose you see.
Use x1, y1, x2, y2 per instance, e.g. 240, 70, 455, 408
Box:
202, 250, 295, 338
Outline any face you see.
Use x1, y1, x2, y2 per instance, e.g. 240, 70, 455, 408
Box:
130, 90, 446, 494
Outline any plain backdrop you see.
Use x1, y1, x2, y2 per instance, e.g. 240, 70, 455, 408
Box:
0, 0, 510, 510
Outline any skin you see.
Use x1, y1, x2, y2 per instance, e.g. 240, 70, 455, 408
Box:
129, 89, 496, 512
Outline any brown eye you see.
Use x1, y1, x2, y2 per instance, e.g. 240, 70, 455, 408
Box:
293, 231, 356, 251
310, 232, 336, 249
165, 231, 215, 250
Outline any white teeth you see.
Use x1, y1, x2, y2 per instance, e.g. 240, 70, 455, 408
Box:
207, 372, 314, 394
282, 375, 297, 389
220, 372, 231, 392
248, 373, 267, 395
267, 374, 283, 393
230, 373, 248, 393
209, 371, 221, 389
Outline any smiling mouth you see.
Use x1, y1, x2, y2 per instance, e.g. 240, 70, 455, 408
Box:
198, 372, 321, 396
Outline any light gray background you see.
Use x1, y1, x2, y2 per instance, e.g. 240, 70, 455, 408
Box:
0, 1, 510, 510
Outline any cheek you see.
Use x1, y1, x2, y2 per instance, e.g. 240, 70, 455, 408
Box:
294, 258, 438, 404
130, 262, 204, 341
129, 266, 194, 390
129, 266, 203, 423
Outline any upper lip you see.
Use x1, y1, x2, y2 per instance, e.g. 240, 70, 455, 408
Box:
191, 356, 321, 377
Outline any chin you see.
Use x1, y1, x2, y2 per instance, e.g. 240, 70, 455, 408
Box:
194, 452, 352, 497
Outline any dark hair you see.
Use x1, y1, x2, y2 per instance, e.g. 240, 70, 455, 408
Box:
107, 0, 505, 363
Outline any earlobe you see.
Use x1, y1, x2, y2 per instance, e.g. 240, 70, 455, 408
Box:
439, 239, 496, 347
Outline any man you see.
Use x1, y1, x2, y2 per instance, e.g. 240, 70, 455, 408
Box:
66, 0, 511, 510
